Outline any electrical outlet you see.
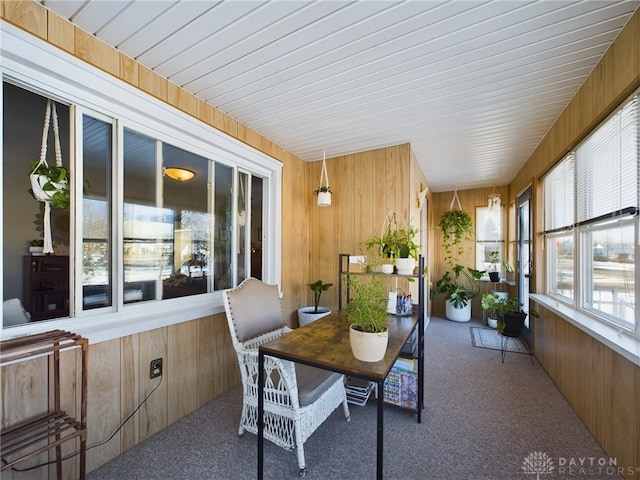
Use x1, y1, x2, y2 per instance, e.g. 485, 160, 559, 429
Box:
150, 358, 163, 379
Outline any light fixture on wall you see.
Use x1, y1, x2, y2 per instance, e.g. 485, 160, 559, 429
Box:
164, 167, 195, 181
488, 186, 501, 211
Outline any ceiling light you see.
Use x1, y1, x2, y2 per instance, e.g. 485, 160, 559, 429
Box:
164, 167, 195, 182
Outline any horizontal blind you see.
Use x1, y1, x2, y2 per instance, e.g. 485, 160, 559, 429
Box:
544, 154, 574, 232
576, 96, 639, 223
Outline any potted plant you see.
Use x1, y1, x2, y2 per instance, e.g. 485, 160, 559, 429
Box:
363, 212, 420, 274
436, 207, 482, 321
503, 259, 515, 283
481, 293, 526, 336
498, 297, 527, 337
487, 249, 501, 282
29, 238, 45, 255
298, 280, 333, 326
313, 186, 332, 207
480, 291, 504, 328
342, 275, 389, 362
436, 265, 484, 321
29, 159, 70, 212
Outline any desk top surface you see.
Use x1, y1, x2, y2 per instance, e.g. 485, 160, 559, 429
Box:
259, 312, 417, 381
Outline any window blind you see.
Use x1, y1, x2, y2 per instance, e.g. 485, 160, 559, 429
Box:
544, 153, 574, 232
576, 96, 638, 224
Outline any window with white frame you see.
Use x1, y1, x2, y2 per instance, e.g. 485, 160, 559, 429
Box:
476, 205, 505, 279
1, 23, 280, 331
543, 90, 639, 332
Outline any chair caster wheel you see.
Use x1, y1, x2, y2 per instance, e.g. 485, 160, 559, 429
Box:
299, 467, 306, 477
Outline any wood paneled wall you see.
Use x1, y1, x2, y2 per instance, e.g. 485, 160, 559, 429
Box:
0, 315, 237, 479
304, 144, 427, 317
508, 9, 640, 480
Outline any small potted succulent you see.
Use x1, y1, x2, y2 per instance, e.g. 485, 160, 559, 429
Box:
29, 238, 45, 255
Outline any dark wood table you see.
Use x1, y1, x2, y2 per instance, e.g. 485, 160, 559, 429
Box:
258, 311, 423, 479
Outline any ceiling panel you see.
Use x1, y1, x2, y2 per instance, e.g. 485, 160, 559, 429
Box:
39, 0, 640, 192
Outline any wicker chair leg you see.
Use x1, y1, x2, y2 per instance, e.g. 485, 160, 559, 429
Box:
342, 399, 351, 422
294, 426, 306, 476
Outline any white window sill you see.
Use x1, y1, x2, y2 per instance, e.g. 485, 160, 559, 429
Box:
531, 294, 640, 367
1, 293, 225, 345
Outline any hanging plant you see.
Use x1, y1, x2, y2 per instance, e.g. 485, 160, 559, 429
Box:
313, 186, 332, 195
29, 159, 70, 211
28, 99, 70, 254
436, 208, 473, 265
435, 190, 482, 313
314, 151, 332, 206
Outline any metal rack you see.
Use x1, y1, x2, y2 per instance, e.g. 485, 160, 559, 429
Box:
338, 254, 425, 414
1, 330, 88, 479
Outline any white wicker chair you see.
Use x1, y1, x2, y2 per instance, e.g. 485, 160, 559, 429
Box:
223, 277, 350, 476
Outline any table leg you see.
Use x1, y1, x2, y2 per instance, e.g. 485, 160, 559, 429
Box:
418, 317, 424, 423
258, 351, 265, 480
377, 379, 384, 480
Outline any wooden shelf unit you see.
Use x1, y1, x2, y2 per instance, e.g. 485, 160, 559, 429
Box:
0, 330, 88, 479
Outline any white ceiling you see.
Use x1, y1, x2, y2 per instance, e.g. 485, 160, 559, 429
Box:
39, 0, 640, 192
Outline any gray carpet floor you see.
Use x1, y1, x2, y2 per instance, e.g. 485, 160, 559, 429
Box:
87, 317, 620, 480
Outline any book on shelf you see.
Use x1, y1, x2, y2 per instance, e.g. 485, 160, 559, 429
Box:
393, 357, 416, 373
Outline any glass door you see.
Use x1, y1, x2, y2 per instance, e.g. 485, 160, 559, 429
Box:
517, 186, 532, 346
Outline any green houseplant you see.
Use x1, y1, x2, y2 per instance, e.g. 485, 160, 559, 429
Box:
487, 249, 501, 282
363, 211, 420, 274
29, 159, 70, 212
298, 280, 333, 327
481, 293, 526, 335
342, 275, 389, 362
28, 238, 45, 255
436, 206, 482, 321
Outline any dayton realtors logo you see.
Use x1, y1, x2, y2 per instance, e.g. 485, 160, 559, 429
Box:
522, 451, 554, 479
522, 452, 632, 477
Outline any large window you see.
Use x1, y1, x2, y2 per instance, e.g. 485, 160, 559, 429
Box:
476, 205, 504, 279
1, 25, 280, 333
543, 91, 639, 332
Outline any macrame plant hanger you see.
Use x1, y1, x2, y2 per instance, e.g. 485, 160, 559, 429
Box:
30, 99, 65, 254
449, 189, 462, 212
317, 151, 331, 207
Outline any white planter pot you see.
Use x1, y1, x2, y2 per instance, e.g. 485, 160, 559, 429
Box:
30, 173, 67, 202
349, 327, 389, 362
298, 307, 331, 327
487, 317, 498, 329
317, 191, 331, 207
381, 263, 394, 274
492, 291, 509, 301
445, 299, 472, 322
395, 257, 416, 275
29, 246, 44, 255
